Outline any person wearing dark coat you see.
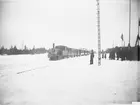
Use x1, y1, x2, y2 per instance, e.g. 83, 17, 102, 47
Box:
90, 50, 94, 65
104, 53, 106, 59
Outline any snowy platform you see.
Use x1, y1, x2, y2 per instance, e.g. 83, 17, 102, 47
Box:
0, 54, 139, 105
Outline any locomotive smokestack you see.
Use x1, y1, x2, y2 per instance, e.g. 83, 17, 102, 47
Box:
53, 43, 55, 49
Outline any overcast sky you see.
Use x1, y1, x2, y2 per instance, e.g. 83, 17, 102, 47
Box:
0, 0, 139, 50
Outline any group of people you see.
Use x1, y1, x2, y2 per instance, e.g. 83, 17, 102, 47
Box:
89, 45, 139, 65
108, 46, 139, 61
108, 47, 132, 61
89, 45, 140, 65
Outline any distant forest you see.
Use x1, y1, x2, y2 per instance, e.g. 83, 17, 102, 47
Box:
0, 45, 47, 55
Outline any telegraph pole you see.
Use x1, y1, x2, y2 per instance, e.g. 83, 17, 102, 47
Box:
138, 18, 140, 46
135, 18, 140, 46
138, 18, 140, 36
128, 0, 131, 47
96, 0, 101, 66
22, 40, 24, 50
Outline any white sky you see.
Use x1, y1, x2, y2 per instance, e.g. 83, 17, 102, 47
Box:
0, 0, 139, 50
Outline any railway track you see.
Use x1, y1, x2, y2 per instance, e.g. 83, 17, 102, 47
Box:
17, 65, 48, 74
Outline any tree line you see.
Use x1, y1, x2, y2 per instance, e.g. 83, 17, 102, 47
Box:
0, 45, 47, 55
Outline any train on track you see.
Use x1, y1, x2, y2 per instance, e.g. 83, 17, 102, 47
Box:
48, 44, 90, 61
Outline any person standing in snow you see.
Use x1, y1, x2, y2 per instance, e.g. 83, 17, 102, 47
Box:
90, 50, 94, 65
104, 53, 106, 59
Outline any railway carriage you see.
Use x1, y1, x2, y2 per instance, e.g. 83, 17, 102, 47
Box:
48, 45, 90, 61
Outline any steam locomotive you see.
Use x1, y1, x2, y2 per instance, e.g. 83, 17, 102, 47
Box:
48, 45, 89, 61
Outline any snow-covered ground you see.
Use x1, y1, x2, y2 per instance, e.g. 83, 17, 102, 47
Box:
0, 54, 139, 105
